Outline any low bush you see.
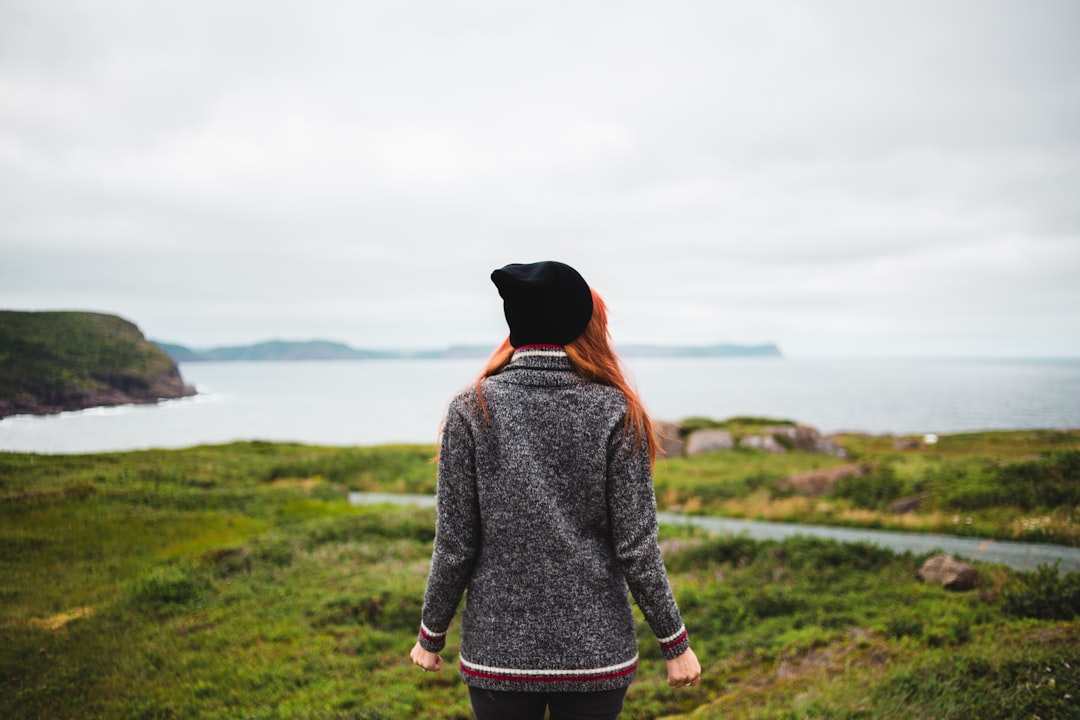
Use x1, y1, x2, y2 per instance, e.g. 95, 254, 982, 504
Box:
249, 536, 296, 568
663, 534, 762, 572
832, 462, 905, 509
129, 563, 213, 610
1001, 562, 1080, 620
938, 450, 1080, 513
771, 537, 898, 575
995, 450, 1080, 510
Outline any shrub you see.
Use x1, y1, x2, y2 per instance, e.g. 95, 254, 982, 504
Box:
860, 650, 1079, 719
1002, 563, 1080, 620
249, 537, 296, 568
833, 462, 904, 509
772, 537, 896, 574
663, 535, 763, 572
678, 415, 795, 438
884, 614, 924, 640
199, 546, 252, 577
263, 446, 435, 492
941, 450, 1080, 512
301, 508, 435, 550
130, 564, 212, 609
750, 587, 804, 618
995, 450, 1080, 511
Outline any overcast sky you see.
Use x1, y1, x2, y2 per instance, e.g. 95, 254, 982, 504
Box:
2, 1, 1078, 357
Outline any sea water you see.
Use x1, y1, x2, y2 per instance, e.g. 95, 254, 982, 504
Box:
1, 357, 1078, 454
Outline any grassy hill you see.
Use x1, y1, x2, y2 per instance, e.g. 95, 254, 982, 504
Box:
0, 310, 195, 418
1, 438, 1076, 719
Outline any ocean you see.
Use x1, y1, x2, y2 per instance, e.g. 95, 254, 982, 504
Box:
1, 357, 1078, 454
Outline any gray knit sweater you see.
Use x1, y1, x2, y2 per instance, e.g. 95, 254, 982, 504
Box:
417, 348, 690, 692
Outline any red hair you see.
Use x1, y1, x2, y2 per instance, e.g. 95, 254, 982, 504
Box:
475, 289, 659, 463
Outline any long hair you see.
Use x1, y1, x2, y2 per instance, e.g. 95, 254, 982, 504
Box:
475, 289, 659, 463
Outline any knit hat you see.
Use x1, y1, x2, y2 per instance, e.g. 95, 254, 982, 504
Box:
491, 261, 594, 348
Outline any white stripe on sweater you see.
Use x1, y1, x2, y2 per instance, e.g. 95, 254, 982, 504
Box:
420, 622, 446, 638
512, 349, 568, 359
460, 654, 638, 677
658, 625, 687, 644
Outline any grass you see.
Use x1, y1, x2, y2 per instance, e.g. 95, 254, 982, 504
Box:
2, 431, 1079, 718
653, 428, 1080, 546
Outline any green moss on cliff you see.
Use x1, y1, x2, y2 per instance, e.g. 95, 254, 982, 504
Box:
0, 310, 193, 416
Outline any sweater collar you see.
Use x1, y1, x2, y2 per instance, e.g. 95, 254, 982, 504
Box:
495, 345, 581, 384
511, 344, 567, 360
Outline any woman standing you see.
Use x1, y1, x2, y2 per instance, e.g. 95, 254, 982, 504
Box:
410, 261, 701, 719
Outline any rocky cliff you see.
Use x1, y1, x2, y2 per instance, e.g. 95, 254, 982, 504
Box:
0, 311, 196, 419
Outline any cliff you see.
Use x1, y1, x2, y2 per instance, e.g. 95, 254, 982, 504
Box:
0, 311, 196, 419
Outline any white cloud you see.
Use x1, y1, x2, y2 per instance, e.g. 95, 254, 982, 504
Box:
1, 0, 1078, 355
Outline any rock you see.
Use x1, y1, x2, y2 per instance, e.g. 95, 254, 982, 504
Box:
778, 463, 866, 496
684, 429, 735, 456
918, 554, 977, 591
889, 492, 930, 514
739, 433, 787, 453
680, 423, 849, 458
785, 425, 847, 457
656, 421, 685, 458
740, 425, 848, 457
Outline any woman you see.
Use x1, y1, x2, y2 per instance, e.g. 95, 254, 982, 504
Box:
410, 260, 701, 719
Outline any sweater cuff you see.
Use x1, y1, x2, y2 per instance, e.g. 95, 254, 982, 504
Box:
418, 622, 447, 653
658, 625, 690, 660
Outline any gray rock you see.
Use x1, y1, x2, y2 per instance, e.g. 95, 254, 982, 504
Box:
889, 493, 930, 514
739, 434, 786, 453
656, 421, 685, 458
685, 429, 735, 456
664, 422, 848, 458
918, 554, 977, 591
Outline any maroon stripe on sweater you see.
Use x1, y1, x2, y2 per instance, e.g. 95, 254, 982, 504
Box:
418, 626, 443, 643
660, 630, 688, 650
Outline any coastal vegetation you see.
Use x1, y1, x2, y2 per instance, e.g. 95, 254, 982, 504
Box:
654, 427, 1080, 547
2, 430, 1078, 718
0, 311, 194, 419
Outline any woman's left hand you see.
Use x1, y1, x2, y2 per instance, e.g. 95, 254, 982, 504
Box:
410, 641, 443, 672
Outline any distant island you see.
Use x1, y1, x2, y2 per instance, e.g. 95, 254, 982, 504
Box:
0, 311, 195, 419
154, 340, 784, 362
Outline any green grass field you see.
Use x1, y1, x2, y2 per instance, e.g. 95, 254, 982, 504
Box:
2, 432, 1078, 718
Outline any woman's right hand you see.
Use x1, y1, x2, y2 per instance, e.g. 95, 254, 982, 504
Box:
665, 647, 701, 688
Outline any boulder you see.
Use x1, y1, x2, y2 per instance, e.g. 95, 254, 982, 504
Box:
778, 463, 866, 496
892, 436, 921, 450
786, 425, 847, 457
656, 421, 685, 459
740, 425, 848, 457
670, 422, 848, 458
685, 429, 735, 456
888, 492, 930, 514
918, 554, 977, 591
739, 433, 787, 453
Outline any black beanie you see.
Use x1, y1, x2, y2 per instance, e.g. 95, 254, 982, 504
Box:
490, 261, 594, 348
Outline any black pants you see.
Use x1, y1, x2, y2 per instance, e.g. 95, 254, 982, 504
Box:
468, 687, 627, 720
